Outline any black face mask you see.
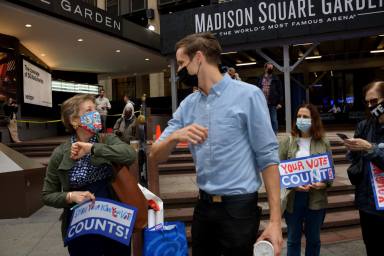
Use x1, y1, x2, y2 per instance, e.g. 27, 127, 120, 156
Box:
177, 67, 198, 87
370, 101, 384, 120
267, 68, 273, 75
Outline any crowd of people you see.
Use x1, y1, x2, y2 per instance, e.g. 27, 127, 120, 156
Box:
41, 32, 384, 256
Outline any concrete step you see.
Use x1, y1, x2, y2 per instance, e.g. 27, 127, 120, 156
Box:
162, 183, 355, 209
331, 146, 348, 155
9, 145, 57, 152
7, 141, 62, 147
164, 194, 356, 224
158, 162, 196, 175
168, 154, 193, 162
23, 151, 53, 157
333, 155, 350, 164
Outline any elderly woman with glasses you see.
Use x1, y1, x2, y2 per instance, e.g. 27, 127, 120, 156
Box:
344, 81, 384, 256
42, 94, 136, 256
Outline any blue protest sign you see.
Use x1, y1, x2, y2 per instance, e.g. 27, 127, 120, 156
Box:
279, 153, 334, 189
64, 198, 137, 246
369, 163, 384, 211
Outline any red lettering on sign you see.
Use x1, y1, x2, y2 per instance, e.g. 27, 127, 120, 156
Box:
297, 161, 304, 171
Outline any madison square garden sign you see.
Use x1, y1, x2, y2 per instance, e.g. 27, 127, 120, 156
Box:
160, 0, 384, 54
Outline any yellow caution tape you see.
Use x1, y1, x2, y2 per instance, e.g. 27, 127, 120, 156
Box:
15, 119, 62, 124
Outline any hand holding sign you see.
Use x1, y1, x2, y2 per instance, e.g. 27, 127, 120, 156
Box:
279, 153, 334, 189
309, 182, 327, 190
295, 185, 310, 192
69, 191, 95, 204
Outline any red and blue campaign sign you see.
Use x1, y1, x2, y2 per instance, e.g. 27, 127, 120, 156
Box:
369, 163, 384, 211
279, 153, 335, 189
64, 198, 137, 246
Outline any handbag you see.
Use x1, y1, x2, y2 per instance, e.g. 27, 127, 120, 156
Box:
111, 163, 148, 230
99, 133, 148, 230
347, 158, 363, 185
143, 222, 188, 256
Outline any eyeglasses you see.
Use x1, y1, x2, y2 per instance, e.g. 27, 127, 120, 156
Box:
365, 98, 379, 106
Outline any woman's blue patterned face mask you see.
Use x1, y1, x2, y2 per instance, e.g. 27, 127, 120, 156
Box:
80, 111, 102, 134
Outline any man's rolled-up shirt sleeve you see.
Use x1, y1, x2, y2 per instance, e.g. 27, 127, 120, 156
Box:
246, 89, 280, 171
157, 103, 185, 142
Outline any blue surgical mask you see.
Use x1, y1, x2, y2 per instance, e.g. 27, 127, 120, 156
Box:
80, 111, 102, 134
296, 118, 312, 133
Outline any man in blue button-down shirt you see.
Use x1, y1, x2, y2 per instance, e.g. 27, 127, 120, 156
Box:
150, 33, 283, 256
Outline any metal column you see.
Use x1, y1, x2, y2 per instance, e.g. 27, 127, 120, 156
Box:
170, 59, 177, 112
283, 45, 292, 133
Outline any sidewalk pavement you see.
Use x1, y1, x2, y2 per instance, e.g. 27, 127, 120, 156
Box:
0, 205, 366, 256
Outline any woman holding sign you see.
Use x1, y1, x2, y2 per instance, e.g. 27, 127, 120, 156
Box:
279, 104, 332, 256
42, 94, 137, 256
345, 81, 384, 256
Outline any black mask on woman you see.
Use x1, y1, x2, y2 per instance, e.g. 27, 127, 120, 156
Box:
370, 101, 384, 120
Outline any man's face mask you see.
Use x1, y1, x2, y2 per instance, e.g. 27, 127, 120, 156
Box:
80, 111, 102, 134
266, 68, 273, 75
177, 66, 198, 87
177, 55, 200, 87
370, 101, 384, 120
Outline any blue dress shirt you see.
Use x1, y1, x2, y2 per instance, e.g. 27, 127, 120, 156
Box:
159, 74, 280, 195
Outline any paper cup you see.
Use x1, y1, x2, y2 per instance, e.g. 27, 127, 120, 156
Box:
253, 240, 274, 256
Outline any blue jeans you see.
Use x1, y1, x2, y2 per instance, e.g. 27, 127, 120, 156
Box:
268, 105, 278, 134
284, 192, 326, 256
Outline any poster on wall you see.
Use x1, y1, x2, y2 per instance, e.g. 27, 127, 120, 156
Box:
23, 59, 52, 107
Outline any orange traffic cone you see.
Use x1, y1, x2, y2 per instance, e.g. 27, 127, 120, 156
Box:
155, 124, 162, 140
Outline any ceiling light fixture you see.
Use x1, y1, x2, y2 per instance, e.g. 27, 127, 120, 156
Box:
115, 49, 121, 53
304, 55, 322, 60
379, 34, 384, 37
148, 25, 155, 31
145, 58, 150, 61
77, 38, 84, 42
236, 62, 257, 66
371, 49, 384, 54
41, 53, 46, 57
25, 24, 32, 28
221, 51, 237, 55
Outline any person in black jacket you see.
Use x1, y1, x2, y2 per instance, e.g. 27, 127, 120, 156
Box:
257, 63, 284, 134
3, 97, 18, 119
345, 81, 384, 256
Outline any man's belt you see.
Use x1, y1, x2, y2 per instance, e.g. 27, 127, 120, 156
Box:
199, 190, 258, 203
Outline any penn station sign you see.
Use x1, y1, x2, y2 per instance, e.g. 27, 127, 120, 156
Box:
160, 0, 384, 54
9, 0, 122, 35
